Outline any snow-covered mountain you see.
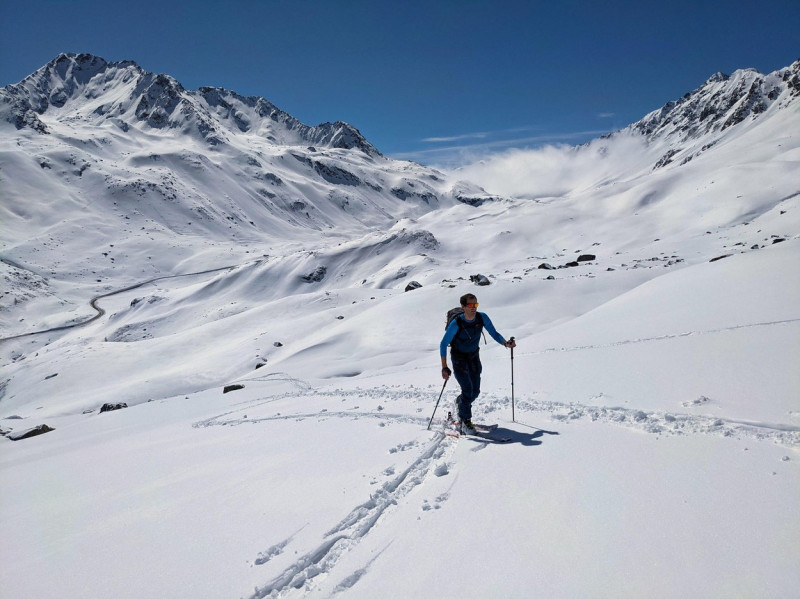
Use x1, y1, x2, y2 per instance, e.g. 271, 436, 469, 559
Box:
1, 55, 798, 599
0, 53, 494, 335
632, 59, 800, 141
1, 53, 496, 231
628, 58, 800, 169
4, 53, 382, 154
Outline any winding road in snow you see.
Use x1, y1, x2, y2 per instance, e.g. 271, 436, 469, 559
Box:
0, 259, 242, 342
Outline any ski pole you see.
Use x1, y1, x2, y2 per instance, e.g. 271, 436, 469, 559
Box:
427, 377, 448, 430
510, 336, 516, 422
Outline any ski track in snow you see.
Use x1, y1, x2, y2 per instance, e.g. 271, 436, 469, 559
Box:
254, 532, 301, 567
513, 397, 800, 446
244, 425, 452, 598
197, 392, 798, 447
330, 549, 388, 594
195, 381, 800, 451
524, 317, 800, 355
190, 374, 800, 597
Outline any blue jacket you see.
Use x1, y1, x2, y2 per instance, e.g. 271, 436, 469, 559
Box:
440, 312, 506, 357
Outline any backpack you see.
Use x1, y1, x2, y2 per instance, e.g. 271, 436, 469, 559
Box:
445, 307, 486, 345
445, 306, 465, 329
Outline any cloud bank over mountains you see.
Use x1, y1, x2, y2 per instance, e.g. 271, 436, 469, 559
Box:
454, 59, 800, 197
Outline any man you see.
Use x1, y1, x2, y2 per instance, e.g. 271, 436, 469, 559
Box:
440, 293, 515, 434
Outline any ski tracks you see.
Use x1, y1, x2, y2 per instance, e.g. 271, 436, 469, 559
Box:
247, 431, 453, 598
192, 378, 798, 598
524, 317, 800, 356
192, 384, 461, 597
481, 394, 800, 447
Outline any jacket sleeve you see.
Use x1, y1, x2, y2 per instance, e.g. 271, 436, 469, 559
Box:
481, 313, 506, 345
440, 319, 459, 357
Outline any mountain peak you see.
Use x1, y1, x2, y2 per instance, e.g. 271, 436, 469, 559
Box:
306, 121, 380, 156
2, 53, 382, 156
705, 72, 729, 84
629, 60, 798, 143
23, 52, 142, 94
50, 52, 111, 74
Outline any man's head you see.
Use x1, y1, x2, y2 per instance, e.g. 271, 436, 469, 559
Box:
460, 293, 477, 307
460, 293, 479, 318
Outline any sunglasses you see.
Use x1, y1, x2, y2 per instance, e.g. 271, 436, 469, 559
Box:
464, 302, 479, 308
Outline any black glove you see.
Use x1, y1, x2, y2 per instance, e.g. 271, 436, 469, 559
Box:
442, 366, 452, 379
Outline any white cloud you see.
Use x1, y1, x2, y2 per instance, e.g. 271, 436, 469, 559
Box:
449, 133, 652, 199
422, 131, 489, 143
393, 129, 611, 168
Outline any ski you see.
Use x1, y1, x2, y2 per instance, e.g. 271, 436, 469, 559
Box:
443, 412, 511, 442
473, 423, 499, 432
448, 428, 512, 443
445, 411, 497, 431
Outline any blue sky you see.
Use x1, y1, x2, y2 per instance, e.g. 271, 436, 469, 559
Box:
1, 0, 798, 165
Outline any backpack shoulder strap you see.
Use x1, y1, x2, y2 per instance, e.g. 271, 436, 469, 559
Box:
476, 312, 487, 344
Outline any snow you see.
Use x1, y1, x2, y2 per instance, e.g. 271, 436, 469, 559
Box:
1, 55, 799, 598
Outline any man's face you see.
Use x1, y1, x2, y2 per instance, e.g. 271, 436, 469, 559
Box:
463, 298, 479, 318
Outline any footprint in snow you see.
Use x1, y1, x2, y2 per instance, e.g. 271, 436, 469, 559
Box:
389, 440, 418, 454
434, 463, 449, 477
682, 395, 712, 408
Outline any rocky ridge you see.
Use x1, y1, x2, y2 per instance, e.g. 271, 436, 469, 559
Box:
630, 58, 799, 143
1, 53, 382, 156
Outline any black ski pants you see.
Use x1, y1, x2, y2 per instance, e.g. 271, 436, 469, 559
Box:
452, 349, 482, 421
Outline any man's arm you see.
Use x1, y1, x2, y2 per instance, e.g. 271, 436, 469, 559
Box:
440, 320, 458, 378
440, 320, 458, 356
481, 313, 506, 344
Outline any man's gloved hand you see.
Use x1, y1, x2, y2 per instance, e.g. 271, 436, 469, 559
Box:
441, 366, 452, 380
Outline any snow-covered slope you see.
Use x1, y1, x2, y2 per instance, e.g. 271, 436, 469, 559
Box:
1, 56, 798, 599
632, 60, 800, 141
0, 53, 492, 337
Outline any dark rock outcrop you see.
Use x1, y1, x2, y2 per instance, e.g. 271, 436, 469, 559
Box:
301, 266, 327, 282
470, 274, 491, 286
8, 424, 55, 440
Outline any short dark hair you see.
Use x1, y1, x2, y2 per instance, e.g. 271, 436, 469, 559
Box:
460, 293, 477, 306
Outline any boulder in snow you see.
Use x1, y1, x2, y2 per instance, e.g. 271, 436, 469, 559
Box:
301, 266, 327, 282
470, 274, 491, 286
8, 424, 55, 441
